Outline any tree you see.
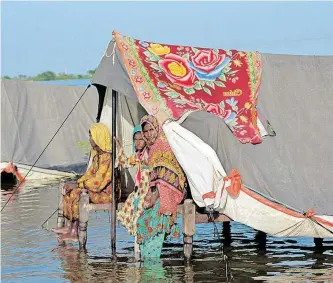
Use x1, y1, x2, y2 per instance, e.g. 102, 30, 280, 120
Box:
87, 69, 96, 76
37, 71, 56, 81
3, 75, 11, 79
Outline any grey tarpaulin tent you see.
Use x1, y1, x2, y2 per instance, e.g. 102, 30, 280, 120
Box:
1, 79, 98, 177
91, 32, 332, 238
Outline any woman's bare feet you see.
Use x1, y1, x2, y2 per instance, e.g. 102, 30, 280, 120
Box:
58, 233, 79, 242
51, 226, 71, 234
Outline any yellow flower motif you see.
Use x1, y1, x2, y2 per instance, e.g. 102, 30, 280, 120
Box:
169, 173, 176, 184
148, 44, 170, 56
244, 102, 252, 109
167, 62, 187, 77
233, 59, 243, 67
239, 115, 248, 123
159, 167, 166, 177
169, 83, 182, 90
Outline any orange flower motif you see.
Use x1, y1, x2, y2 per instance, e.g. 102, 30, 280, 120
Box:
148, 227, 153, 234
239, 115, 248, 123
233, 59, 242, 67
143, 91, 151, 101
128, 59, 137, 68
135, 76, 144, 83
121, 42, 129, 51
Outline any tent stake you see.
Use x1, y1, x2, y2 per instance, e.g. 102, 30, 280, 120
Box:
111, 89, 117, 261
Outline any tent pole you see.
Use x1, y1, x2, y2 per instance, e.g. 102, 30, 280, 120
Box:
111, 89, 117, 261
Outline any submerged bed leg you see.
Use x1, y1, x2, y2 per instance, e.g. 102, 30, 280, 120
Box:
314, 238, 323, 249
255, 230, 267, 250
57, 181, 66, 228
134, 235, 141, 261
222, 221, 231, 246
183, 199, 195, 262
79, 189, 89, 250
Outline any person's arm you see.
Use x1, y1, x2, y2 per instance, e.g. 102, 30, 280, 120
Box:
115, 136, 136, 169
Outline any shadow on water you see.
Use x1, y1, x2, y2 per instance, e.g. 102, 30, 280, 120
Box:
1, 181, 333, 282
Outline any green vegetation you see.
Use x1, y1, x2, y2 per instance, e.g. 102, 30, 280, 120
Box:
2, 69, 96, 81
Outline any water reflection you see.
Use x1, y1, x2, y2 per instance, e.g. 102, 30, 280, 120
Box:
1, 180, 333, 282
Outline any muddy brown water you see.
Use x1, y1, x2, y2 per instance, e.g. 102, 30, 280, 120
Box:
1, 180, 332, 283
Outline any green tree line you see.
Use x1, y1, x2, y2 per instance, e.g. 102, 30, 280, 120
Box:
2, 69, 96, 81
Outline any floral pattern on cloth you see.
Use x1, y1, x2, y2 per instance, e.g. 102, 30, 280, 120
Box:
117, 149, 150, 235
113, 31, 263, 144
63, 152, 112, 220
136, 199, 180, 259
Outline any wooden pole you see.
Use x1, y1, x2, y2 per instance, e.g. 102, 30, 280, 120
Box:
111, 89, 117, 260
78, 189, 89, 250
183, 199, 196, 262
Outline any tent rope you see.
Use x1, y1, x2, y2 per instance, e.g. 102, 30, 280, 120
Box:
1, 84, 92, 213
207, 211, 233, 281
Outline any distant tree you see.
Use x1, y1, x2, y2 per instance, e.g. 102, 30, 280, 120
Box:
18, 74, 27, 79
3, 69, 95, 81
87, 69, 96, 76
35, 71, 56, 81
3, 75, 11, 79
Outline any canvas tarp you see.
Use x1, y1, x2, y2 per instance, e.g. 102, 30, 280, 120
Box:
92, 39, 333, 217
1, 79, 97, 174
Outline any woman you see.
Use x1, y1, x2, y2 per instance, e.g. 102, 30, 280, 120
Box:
136, 115, 187, 259
52, 122, 113, 242
116, 125, 150, 236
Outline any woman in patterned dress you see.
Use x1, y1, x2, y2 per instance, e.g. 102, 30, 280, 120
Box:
116, 125, 150, 236
52, 122, 113, 242
136, 115, 187, 259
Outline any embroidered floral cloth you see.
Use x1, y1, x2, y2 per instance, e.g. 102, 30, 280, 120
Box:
114, 31, 263, 144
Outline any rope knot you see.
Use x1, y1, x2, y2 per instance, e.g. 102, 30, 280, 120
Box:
305, 208, 315, 218
224, 168, 242, 197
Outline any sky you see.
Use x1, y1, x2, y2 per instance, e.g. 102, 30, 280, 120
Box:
1, 1, 333, 77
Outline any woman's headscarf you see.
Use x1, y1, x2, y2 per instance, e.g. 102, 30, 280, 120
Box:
90, 123, 112, 153
140, 115, 186, 218
140, 115, 160, 145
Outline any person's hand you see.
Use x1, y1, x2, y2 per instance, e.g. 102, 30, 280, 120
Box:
113, 136, 122, 151
143, 187, 160, 209
63, 183, 77, 194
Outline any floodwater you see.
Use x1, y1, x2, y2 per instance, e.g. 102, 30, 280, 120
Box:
1, 180, 333, 283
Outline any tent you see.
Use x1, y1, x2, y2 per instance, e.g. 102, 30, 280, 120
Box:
91, 31, 333, 239
1, 79, 98, 179
1, 78, 144, 195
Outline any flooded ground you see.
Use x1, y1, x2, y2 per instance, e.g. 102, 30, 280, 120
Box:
1, 180, 333, 283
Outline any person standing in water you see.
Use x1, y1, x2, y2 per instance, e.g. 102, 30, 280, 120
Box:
52, 122, 114, 242
136, 115, 187, 260
116, 125, 150, 259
